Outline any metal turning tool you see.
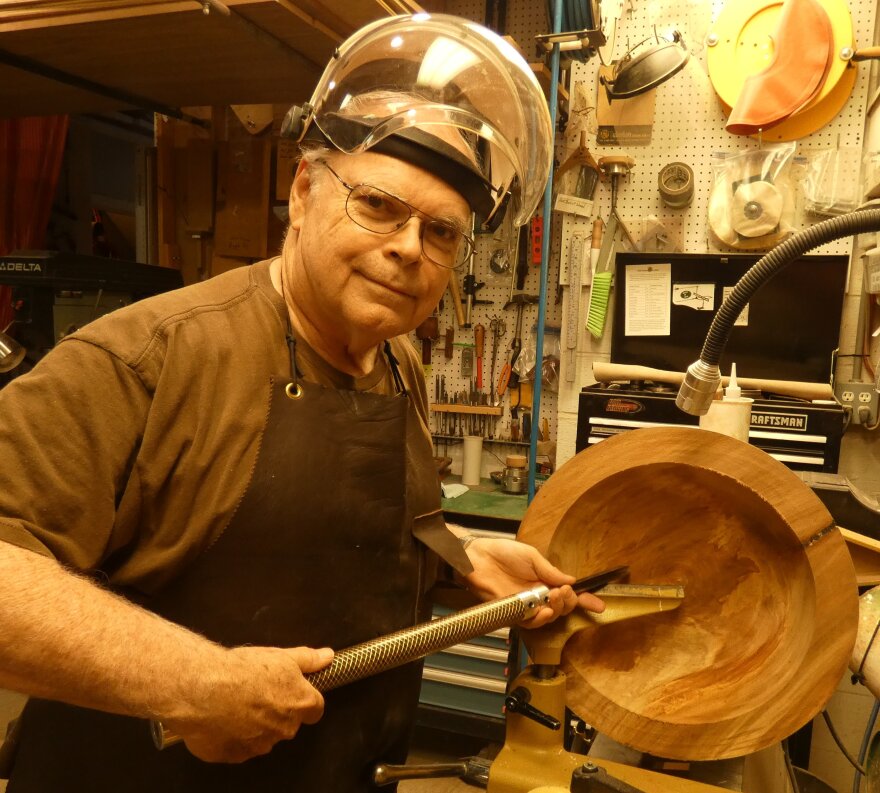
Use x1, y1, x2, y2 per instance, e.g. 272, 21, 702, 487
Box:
572, 565, 629, 593
150, 569, 629, 750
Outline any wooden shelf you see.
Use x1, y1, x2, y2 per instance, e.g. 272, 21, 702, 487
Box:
432, 434, 529, 447
0, 0, 388, 118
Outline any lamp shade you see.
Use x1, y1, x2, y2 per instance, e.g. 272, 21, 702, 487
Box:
0, 331, 25, 373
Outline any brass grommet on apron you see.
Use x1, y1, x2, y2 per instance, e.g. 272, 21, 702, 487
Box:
284, 330, 302, 399
284, 381, 303, 400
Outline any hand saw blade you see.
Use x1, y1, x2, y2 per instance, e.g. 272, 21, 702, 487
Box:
594, 212, 619, 277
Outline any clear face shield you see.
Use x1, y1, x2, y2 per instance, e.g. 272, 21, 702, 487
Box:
283, 14, 553, 230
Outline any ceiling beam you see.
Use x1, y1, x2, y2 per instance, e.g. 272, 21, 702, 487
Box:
0, 47, 210, 126
0, 1, 187, 30
392, 0, 426, 12
201, 0, 323, 70
274, 0, 346, 43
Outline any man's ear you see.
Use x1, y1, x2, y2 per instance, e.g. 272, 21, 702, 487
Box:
288, 159, 312, 232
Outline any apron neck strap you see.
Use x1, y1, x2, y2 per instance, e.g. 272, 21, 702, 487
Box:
285, 330, 299, 391
285, 331, 407, 398
383, 341, 408, 397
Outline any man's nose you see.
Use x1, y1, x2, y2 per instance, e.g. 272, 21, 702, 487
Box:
387, 216, 424, 263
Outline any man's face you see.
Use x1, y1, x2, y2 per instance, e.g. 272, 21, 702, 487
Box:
286, 151, 470, 346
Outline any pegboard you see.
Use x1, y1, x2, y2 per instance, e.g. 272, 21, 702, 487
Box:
412, 0, 572, 478
415, 0, 878, 478
414, 196, 566, 477
446, 0, 556, 60
443, 0, 877, 261
554, 0, 876, 398
556, 0, 875, 263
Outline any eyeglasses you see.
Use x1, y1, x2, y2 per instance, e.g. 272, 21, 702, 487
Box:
320, 162, 474, 270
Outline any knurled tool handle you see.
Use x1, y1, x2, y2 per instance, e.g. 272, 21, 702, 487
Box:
151, 586, 550, 750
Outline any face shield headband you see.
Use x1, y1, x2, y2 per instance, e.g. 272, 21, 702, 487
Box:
281, 13, 552, 230
288, 109, 513, 230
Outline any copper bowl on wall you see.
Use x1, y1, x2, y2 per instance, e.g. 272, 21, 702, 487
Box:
518, 426, 858, 761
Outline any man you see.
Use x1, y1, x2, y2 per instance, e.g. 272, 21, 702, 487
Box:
0, 13, 601, 791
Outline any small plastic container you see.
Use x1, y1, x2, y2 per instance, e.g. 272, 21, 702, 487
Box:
699, 363, 754, 443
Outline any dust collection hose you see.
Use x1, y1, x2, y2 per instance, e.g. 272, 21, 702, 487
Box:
150, 585, 551, 750
676, 208, 880, 415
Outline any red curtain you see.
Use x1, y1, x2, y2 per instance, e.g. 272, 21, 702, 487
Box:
0, 115, 69, 332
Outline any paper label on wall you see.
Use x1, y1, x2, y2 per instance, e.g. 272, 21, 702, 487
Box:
554, 193, 594, 218
625, 263, 671, 336
596, 65, 656, 146
865, 253, 880, 293
722, 286, 749, 326
672, 283, 715, 310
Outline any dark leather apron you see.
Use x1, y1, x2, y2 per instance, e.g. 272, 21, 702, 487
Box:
8, 337, 470, 792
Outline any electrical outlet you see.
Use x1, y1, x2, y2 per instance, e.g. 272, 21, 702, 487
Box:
834, 381, 880, 425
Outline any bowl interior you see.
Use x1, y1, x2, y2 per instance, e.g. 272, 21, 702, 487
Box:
550, 461, 815, 725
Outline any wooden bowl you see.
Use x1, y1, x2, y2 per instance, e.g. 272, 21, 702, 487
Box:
518, 427, 857, 760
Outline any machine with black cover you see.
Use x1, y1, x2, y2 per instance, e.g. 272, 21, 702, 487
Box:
0, 250, 182, 385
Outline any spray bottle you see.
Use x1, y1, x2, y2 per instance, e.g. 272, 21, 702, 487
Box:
698, 363, 754, 442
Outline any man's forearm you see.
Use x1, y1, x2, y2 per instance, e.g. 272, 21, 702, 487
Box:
0, 541, 340, 762
0, 541, 228, 722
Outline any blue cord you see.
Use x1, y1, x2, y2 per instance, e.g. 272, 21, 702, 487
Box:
527, 0, 562, 503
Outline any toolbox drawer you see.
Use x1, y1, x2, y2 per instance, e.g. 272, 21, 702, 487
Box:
423, 641, 509, 679
419, 605, 512, 723
419, 667, 507, 719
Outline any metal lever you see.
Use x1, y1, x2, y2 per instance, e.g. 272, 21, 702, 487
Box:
373, 761, 467, 785
571, 762, 647, 792
504, 686, 561, 730
373, 756, 492, 787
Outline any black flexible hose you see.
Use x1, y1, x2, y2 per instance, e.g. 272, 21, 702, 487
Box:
700, 209, 880, 368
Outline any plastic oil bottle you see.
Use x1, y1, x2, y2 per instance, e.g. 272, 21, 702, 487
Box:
698, 363, 754, 443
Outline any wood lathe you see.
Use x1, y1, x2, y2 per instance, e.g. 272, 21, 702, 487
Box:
380, 427, 856, 791
153, 427, 857, 792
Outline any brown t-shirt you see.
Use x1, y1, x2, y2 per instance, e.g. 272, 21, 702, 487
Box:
0, 260, 433, 594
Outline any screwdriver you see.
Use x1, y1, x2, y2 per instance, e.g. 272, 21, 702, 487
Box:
497, 360, 512, 398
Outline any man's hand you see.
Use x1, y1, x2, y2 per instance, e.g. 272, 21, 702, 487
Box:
462, 538, 605, 628
0, 543, 337, 765
164, 645, 334, 763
